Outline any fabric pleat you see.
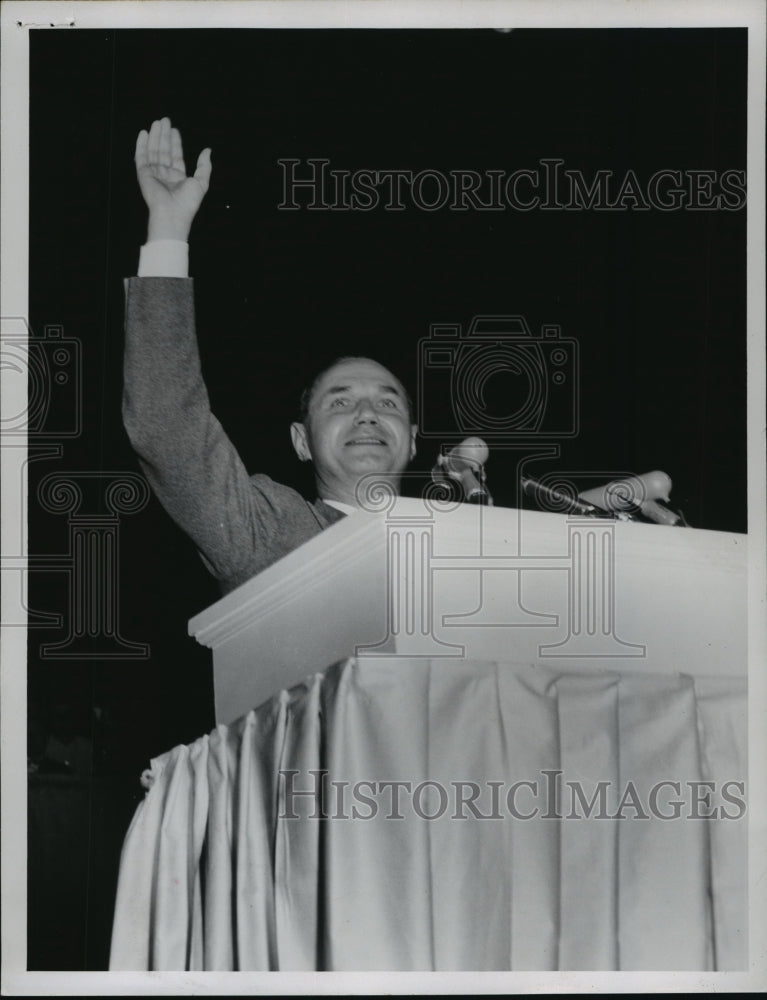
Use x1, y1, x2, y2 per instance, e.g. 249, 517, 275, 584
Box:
555, 672, 620, 970
109, 658, 747, 971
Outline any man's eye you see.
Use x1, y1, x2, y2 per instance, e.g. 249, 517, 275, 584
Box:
330, 398, 350, 408
379, 398, 397, 408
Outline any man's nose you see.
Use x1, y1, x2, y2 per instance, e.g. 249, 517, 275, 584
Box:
354, 399, 378, 422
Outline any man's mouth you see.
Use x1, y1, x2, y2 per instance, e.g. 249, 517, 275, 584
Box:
346, 437, 387, 446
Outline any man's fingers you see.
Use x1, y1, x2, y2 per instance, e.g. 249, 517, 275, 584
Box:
194, 148, 213, 191
159, 117, 172, 167
136, 119, 210, 210
147, 119, 162, 165
170, 128, 185, 172
134, 130, 149, 168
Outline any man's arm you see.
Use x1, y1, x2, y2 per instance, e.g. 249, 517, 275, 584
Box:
123, 119, 326, 591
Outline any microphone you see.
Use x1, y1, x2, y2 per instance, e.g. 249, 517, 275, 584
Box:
578, 471, 681, 525
520, 476, 607, 517
432, 437, 491, 504
638, 498, 682, 526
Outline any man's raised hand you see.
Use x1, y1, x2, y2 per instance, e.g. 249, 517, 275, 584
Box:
135, 118, 212, 242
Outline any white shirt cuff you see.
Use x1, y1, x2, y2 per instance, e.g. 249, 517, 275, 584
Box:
137, 240, 189, 278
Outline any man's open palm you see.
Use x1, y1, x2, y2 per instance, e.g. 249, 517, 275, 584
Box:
135, 118, 212, 239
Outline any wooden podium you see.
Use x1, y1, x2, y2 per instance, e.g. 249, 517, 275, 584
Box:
188, 498, 747, 725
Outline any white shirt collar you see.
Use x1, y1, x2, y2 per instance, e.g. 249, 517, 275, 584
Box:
321, 498, 358, 515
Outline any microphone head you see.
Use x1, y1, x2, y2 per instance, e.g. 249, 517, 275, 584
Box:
636, 470, 672, 503
578, 470, 673, 511
451, 436, 489, 467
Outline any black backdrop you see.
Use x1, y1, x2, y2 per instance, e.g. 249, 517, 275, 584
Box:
26, 27, 746, 968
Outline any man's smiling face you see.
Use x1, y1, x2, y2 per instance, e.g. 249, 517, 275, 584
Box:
290, 357, 417, 506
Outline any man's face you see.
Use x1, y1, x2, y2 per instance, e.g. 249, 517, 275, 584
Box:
290, 358, 417, 505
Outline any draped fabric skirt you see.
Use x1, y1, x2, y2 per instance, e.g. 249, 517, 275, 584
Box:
110, 657, 747, 971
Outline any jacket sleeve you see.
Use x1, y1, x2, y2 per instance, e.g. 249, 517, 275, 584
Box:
122, 277, 295, 588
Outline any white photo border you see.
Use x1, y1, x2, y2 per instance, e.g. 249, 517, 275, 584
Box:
2, 1, 765, 994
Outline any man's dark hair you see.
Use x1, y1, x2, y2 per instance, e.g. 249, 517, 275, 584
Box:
298, 356, 414, 425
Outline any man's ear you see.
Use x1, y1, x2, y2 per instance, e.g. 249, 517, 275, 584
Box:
409, 424, 418, 462
290, 422, 312, 462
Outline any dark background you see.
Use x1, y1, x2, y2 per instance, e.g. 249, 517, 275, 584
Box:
26, 28, 746, 968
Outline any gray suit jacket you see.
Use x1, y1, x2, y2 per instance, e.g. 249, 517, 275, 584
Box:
123, 277, 344, 594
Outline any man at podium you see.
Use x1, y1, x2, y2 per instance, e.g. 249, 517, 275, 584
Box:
113, 118, 747, 975
124, 117, 417, 594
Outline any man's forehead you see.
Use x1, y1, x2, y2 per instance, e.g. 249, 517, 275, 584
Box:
313, 359, 406, 398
